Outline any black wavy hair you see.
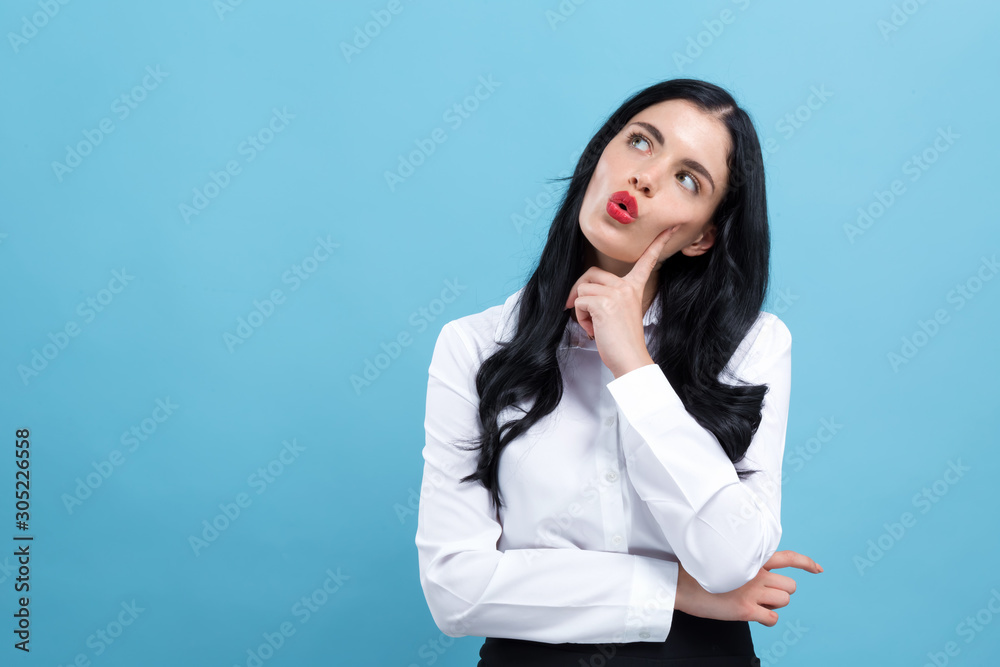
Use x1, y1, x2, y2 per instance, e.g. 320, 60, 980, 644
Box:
458, 78, 771, 514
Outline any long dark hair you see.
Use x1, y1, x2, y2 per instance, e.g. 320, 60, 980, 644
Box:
458, 78, 771, 514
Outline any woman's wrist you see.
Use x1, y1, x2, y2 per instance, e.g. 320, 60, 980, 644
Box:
673, 562, 693, 614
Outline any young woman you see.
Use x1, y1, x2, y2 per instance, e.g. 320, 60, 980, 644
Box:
416, 78, 822, 666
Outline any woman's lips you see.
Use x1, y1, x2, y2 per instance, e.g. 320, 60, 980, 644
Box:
606, 191, 637, 224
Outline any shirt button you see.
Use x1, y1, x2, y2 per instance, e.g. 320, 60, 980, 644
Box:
604, 416, 615, 427
612, 534, 623, 545
639, 631, 651, 639
605, 471, 618, 482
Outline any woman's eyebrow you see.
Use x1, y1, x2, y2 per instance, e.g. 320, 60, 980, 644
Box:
631, 121, 717, 194
632, 121, 664, 145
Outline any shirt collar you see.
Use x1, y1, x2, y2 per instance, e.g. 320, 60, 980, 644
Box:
494, 286, 661, 350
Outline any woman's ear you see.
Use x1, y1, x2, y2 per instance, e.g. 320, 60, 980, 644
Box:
681, 224, 717, 257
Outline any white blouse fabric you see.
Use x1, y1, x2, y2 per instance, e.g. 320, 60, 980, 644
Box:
415, 286, 792, 644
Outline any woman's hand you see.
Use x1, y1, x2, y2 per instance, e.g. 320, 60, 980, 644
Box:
675, 550, 823, 627
565, 227, 677, 378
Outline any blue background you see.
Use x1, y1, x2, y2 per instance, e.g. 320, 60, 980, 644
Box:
2, 0, 999, 665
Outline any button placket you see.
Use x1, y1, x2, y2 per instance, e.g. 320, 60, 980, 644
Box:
603, 415, 619, 482
597, 386, 627, 553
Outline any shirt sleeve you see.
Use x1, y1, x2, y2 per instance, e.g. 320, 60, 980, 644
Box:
416, 320, 679, 644
605, 314, 791, 595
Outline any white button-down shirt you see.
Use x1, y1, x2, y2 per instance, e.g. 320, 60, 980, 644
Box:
416, 286, 792, 644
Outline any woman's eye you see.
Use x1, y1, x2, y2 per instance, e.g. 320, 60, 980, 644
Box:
627, 132, 650, 152
678, 172, 700, 193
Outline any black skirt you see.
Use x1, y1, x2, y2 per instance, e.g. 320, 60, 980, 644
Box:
477, 608, 759, 667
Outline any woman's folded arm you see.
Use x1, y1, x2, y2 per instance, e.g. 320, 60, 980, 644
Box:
606, 314, 792, 594
416, 320, 680, 643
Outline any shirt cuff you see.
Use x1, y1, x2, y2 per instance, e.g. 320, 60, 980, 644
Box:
623, 555, 677, 642
608, 363, 686, 419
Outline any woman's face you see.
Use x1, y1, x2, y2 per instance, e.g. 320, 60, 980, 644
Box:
579, 98, 732, 272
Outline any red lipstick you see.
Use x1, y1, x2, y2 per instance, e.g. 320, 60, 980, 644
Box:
607, 191, 637, 224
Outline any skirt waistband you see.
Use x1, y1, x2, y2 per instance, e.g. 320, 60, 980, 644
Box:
478, 609, 759, 666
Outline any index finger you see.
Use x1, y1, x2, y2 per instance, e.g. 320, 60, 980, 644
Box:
763, 550, 823, 574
